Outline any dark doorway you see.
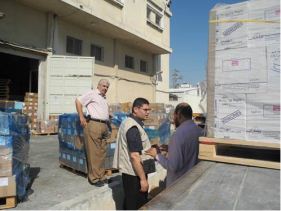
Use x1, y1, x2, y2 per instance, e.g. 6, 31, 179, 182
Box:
0, 52, 39, 101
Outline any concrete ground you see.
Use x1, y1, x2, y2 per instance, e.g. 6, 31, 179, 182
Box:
11, 135, 166, 210
10, 134, 280, 210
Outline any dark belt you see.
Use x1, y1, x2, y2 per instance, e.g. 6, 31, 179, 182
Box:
89, 118, 108, 124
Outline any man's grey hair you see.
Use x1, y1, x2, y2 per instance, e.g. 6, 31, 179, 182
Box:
98, 79, 110, 86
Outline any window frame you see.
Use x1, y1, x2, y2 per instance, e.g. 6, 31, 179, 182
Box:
66, 36, 82, 55
146, 1, 164, 31
90, 44, 104, 62
106, 0, 124, 8
125, 55, 135, 69
140, 60, 148, 73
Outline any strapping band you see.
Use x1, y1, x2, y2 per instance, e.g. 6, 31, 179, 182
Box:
209, 19, 280, 24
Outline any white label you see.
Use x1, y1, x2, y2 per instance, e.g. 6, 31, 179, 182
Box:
0, 178, 8, 187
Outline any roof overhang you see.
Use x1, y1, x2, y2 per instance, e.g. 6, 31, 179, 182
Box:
0, 40, 48, 60
16, 0, 172, 54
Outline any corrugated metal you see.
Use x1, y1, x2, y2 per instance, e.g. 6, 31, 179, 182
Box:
46, 55, 95, 116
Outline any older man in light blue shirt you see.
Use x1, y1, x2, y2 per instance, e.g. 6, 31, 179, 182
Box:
146, 103, 203, 187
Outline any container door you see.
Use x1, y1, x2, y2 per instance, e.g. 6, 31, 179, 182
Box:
45, 55, 95, 117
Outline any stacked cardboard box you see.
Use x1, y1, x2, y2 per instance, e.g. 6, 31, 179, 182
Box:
23, 92, 38, 131
144, 108, 171, 146
35, 115, 59, 134
120, 102, 132, 113
207, 0, 280, 143
0, 111, 30, 202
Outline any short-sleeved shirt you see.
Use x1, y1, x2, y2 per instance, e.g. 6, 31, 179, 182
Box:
126, 114, 144, 154
77, 89, 109, 120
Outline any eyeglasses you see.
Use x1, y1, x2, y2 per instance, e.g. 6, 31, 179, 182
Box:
139, 107, 151, 112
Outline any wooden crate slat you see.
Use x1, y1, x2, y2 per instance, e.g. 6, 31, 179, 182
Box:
199, 137, 280, 169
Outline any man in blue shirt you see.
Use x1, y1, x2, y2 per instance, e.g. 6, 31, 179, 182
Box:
146, 102, 203, 187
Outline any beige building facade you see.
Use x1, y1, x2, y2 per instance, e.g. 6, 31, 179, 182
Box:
0, 0, 172, 119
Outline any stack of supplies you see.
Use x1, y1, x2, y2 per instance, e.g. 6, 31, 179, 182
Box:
0, 111, 30, 202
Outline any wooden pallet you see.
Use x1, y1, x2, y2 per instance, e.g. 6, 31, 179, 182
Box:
60, 161, 118, 177
0, 196, 16, 209
199, 137, 280, 169
59, 162, 87, 176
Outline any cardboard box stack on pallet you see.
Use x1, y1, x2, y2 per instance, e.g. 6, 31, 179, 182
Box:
110, 102, 172, 146
22, 92, 59, 134
58, 113, 116, 174
207, 0, 280, 143
58, 113, 87, 173
23, 93, 38, 132
0, 111, 30, 208
200, 0, 280, 169
36, 115, 58, 135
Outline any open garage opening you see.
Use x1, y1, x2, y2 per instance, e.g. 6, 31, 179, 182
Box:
0, 52, 39, 101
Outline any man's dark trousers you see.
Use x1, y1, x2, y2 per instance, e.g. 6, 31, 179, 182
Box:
122, 173, 148, 210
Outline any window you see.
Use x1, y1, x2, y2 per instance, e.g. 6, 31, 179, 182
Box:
140, 60, 148, 73
169, 94, 178, 101
106, 0, 124, 8
91, 44, 104, 61
146, 1, 164, 31
125, 55, 134, 69
155, 14, 161, 26
147, 7, 151, 19
66, 36, 82, 55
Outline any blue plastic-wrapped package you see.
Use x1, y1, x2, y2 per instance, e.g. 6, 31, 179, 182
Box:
58, 113, 87, 172
0, 111, 30, 201
13, 159, 30, 202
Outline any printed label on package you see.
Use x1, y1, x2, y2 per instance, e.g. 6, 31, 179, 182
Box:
0, 178, 8, 187
263, 104, 280, 117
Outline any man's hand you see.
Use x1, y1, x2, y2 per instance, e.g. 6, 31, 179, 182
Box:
75, 99, 87, 127
160, 144, 168, 152
140, 179, 149, 192
79, 116, 87, 128
145, 147, 157, 158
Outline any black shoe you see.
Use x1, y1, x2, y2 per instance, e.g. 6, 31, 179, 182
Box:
92, 181, 104, 187
102, 178, 112, 184
88, 179, 104, 187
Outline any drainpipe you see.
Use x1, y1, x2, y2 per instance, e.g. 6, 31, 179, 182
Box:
113, 39, 119, 103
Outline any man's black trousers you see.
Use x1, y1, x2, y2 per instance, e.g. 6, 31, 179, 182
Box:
122, 173, 148, 210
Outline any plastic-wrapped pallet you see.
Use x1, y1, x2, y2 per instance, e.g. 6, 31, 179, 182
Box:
0, 111, 30, 201
58, 113, 87, 173
58, 113, 118, 172
0, 100, 24, 113
111, 111, 171, 145
207, 0, 280, 143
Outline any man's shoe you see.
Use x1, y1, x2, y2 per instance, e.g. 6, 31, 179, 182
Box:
93, 181, 104, 187
88, 179, 104, 187
101, 178, 112, 184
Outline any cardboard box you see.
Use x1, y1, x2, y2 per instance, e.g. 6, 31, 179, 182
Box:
0, 176, 16, 197
0, 148, 12, 177
120, 102, 132, 113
